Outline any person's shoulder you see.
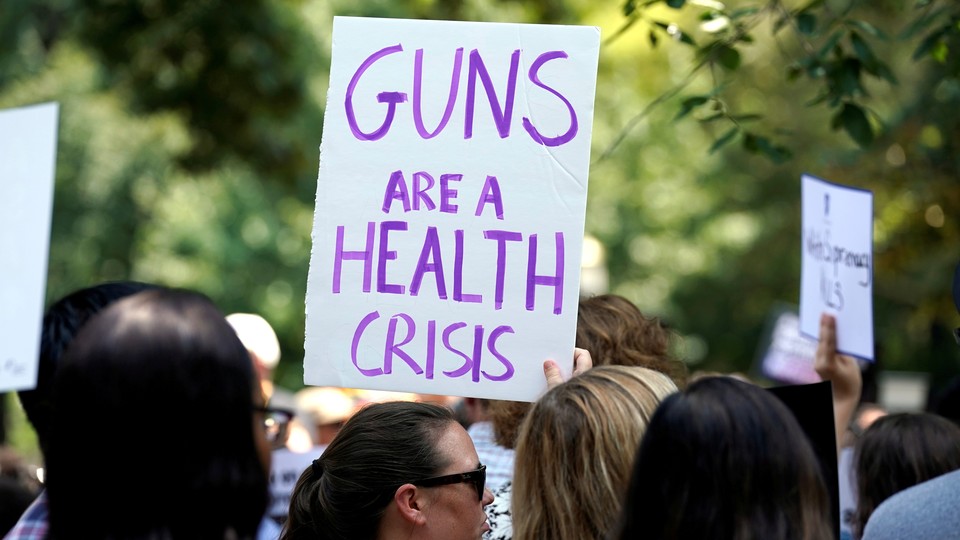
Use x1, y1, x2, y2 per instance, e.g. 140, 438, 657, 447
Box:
256, 515, 282, 540
468, 420, 494, 437
862, 469, 960, 540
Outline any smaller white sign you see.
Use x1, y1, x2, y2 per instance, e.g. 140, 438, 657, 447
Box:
268, 447, 322, 524
799, 173, 874, 360
0, 102, 59, 392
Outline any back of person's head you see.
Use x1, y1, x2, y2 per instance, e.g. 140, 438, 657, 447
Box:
615, 376, 831, 540
576, 294, 687, 385
854, 412, 960, 537
45, 288, 269, 539
513, 366, 677, 540
489, 296, 687, 451
16, 281, 158, 455
282, 401, 456, 540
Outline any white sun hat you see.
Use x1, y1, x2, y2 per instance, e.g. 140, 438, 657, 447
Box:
226, 312, 281, 370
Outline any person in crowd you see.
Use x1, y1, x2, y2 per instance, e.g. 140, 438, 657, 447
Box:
613, 376, 833, 540
488, 295, 687, 452
226, 312, 289, 404
500, 366, 676, 540
482, 295, 683, 536
852, 412, 960, 538
573, 293, 687, 385
227, 312, 302, 444
6, 281, 159, 540
814, 313, 864, 540
44, 288, 272, 539
293, 386, 357, 449
463, 397, 514, 492
280, 400, 493, 540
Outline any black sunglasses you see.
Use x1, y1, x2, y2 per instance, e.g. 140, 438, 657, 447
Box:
412, 464, 486, 500
253, 405, 295, 446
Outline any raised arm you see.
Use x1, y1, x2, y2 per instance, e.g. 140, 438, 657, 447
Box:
814, 313, 863, 455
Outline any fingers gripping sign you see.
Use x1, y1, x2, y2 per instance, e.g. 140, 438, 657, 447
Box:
543, 347, 593, 389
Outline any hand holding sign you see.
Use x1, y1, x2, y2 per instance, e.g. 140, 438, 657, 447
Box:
543, 347, 593, 389
814, 313, 863, 454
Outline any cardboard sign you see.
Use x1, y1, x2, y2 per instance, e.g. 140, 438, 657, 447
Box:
799, 174, 874, 360
0, 102, 58, 392
304, 17, 600, 401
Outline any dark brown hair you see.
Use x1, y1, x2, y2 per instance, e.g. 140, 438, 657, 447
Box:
854, 412, 960, 537
281, 401, 456, 540
575, 294, 687, 385
614, 377, 832, 540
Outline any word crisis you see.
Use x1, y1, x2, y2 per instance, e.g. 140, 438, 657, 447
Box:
345, 44, 578, 146
331, 222, 565, 315
350, 311, 515, 382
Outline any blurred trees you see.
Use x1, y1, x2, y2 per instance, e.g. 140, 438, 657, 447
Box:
593, 0, 960, 396
0, 0, 957, 401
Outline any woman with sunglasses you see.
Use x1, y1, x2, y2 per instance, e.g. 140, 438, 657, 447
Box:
281, 400, 493, 540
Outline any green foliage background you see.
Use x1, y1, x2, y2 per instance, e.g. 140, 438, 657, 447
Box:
2, 0, 958, 456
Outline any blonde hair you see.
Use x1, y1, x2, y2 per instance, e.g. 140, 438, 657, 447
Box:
490, 295, 686, 450
512, 366, 677, 540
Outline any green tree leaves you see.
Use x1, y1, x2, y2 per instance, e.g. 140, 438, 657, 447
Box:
832, 103, 874, 146
613, 0, 960, 157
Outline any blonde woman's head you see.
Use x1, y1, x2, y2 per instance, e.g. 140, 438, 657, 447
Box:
512, 365, 677, 540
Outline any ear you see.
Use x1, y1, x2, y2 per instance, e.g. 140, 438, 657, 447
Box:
393, 483, 428, 526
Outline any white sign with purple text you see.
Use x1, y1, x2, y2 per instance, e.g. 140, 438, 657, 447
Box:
304, 17, 600, 401
800, 174, 874, 360
0, 102, 59, 392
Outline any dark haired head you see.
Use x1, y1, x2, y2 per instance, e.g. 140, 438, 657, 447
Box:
281, 401, 455, 540
45, 288, 268, 539
17, 281, 159, 455
853, 412, 960, 537
615, 376, 832, 540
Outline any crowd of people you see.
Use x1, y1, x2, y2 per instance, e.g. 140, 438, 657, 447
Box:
2, 282, 959, 539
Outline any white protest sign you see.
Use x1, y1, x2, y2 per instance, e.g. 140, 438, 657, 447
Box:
0, 102, 59, 392
799, 173, 874, 360
304, 17, 600, 401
